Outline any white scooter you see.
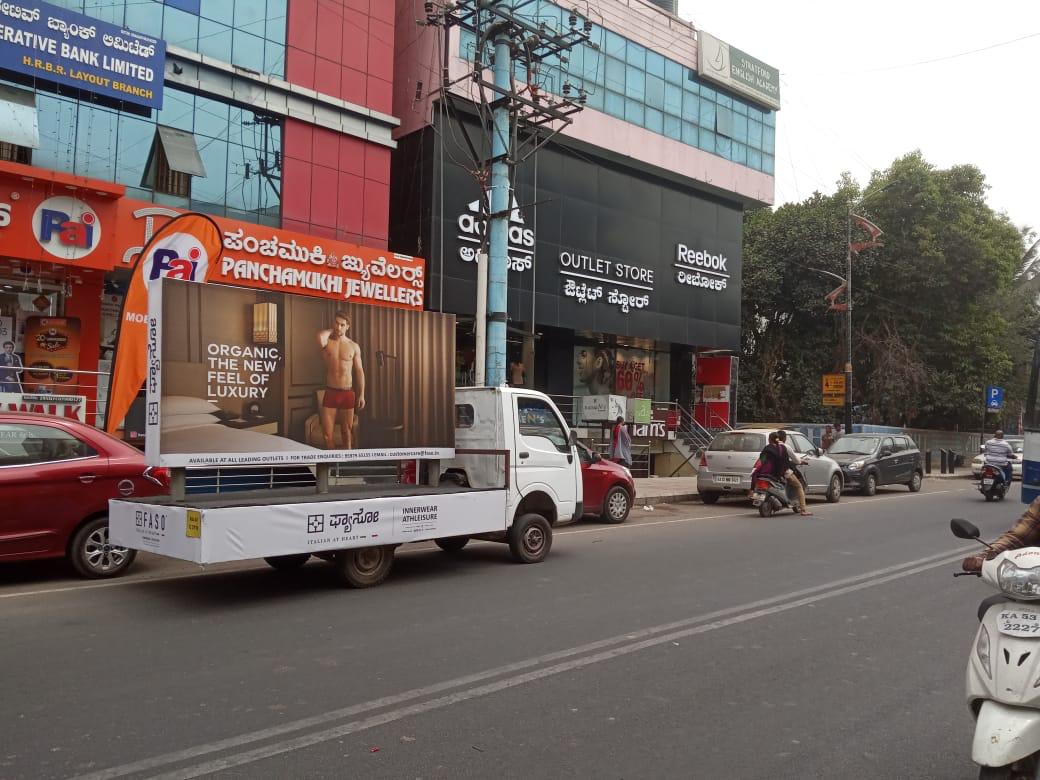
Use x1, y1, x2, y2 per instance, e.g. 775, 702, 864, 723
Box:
953, 518, 1040, 778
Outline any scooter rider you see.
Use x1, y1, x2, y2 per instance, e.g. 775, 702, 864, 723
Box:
776, 429, 813, 516
748, 432, 792, 494
963, 493, 1040, 572
983, 429, 1016, 487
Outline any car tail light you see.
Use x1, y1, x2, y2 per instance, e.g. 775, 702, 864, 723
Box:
144, 466, 170, 488
755, 478, 771, 490
699, 450, 709, 469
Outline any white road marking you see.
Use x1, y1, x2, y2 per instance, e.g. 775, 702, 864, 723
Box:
0, 486, 972, 601
73, 545, 975, 780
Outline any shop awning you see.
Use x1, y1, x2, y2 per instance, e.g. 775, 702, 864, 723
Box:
155, 125, 207, 177
0, 85, 40, 149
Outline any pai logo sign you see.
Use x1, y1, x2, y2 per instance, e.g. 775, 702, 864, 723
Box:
31, 196, 101, 260
141, 232, 211, 283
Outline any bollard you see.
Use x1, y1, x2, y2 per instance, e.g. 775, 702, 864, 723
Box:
950, 451, 957, 475
925, 450, 932, 474
940, 449, 948, 474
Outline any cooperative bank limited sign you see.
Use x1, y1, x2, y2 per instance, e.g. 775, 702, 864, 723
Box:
0, 1, 165, 109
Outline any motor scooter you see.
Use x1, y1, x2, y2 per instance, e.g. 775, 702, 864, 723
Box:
980, 457, 1016, 502
750, 475, 801, 517
952, 517, 1040, 778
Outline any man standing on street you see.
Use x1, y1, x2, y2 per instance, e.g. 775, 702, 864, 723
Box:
610, 415, 632, 469
317, 311, 366, 449
822, 425, 835, 451
0, 341, 23, 392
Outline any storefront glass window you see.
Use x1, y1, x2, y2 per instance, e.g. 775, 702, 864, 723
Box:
53, 0, 287, 79
459, 5, 777, 173
11, 82, 282, 226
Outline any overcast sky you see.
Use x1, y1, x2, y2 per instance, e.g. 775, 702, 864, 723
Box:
677, 0, 1039, 232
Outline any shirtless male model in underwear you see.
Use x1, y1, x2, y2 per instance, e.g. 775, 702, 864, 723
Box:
317, 311, 366, 449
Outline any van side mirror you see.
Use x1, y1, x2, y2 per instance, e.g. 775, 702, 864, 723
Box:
568, 429, 578, 447
950, 518, 980, 539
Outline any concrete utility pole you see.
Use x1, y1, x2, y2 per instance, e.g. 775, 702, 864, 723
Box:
424, 1, 593, 386
845, 207, 854, 435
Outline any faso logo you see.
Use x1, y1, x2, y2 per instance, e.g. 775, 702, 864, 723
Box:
32, 196, 101, 260
143, 232, 210, 282
457, 195, 534, 272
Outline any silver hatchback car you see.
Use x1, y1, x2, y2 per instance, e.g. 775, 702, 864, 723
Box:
696, 428, 845, 505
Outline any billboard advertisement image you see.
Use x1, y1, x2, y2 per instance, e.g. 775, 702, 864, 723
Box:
23, 316, 81, 393
146, 279, 455, 467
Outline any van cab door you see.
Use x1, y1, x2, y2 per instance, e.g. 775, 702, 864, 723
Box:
512, 395, 578, 521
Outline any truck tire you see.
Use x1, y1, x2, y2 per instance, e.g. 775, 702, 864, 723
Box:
508, 513, 552, 564
337, 546, 394, 588
264, 554, 310, 571
435, 536, 469, 552
600, 486, 631, 524
69, 516, 137, 579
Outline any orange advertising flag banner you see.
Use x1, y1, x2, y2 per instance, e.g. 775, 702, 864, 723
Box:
105, 213, 223, 434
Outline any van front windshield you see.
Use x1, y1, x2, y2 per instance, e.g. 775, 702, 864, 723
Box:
829, 435, 880, 455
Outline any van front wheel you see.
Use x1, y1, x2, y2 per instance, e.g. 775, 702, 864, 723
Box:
509, 513, 552, 563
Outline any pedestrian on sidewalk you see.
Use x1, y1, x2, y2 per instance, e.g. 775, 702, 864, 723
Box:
610, 415, 632, 469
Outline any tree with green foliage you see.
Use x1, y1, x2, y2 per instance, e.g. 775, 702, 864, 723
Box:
739, 151, 1035, 430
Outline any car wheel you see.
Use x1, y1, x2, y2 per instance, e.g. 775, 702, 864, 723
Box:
700, 492, 720, 505
435, 536, 469, 552
508, 513, 552, 563
600, 486, 631, 524
907, 471, 922, 493
264, 554, 310, 571
825, 473, 842, 503
337, 545, 395, 588
69, 516, 137, 579
861, 472, 877, 497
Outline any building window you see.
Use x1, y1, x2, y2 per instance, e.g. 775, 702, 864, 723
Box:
143, 125, 207, 198
0, 142, 31, 164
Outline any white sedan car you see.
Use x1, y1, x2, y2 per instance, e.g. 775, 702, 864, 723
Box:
972, 438, 1023, 479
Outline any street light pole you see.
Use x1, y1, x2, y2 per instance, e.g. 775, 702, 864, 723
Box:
845, 206, 853, 435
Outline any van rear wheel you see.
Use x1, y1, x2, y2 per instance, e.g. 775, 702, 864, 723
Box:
509, 513, 552, 563
337, 546, 394, 588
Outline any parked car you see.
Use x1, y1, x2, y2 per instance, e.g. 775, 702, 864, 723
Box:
825, 433, 924, 495
971, 438, 1023, 479
696, 428, 844, 505
0, 413, 168, 577
576, 442, 636, 523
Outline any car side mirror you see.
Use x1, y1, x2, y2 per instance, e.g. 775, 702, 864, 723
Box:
568, 429, 578, 447
592, 452, 601, 462
811, 447, 821, 457
881, 447, 892, 457
950, 518, 981, 540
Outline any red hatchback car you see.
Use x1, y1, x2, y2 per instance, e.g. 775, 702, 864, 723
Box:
576, 443, 636, 523
0, 413, 168, 578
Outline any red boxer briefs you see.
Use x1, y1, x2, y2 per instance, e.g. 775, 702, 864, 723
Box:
322, 387, 356, 409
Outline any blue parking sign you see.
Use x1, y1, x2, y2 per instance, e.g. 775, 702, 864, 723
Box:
986, 386, 1004, 411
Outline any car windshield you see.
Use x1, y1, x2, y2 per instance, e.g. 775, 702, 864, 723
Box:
709, 432, 766, 452
828, 435, 880, 455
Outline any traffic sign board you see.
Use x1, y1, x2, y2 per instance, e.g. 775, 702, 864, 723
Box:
822, 374, 846, 395
986, 386, 1004, 411
822, 394, 845, 407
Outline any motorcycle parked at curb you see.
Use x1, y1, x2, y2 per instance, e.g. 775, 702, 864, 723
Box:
750, 475, 802, 517
979, 457, 1016, 502
952, 517, 1040, 778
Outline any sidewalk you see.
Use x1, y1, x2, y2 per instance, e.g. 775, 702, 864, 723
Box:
634, 470, 973, 507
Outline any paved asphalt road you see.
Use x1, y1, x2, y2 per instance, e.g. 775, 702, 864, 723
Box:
0, 478, 1024, 779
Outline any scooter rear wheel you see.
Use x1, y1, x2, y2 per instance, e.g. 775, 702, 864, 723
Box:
758, 499, 774, 518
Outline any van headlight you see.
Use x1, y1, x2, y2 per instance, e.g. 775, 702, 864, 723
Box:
998, 560, 1040, 600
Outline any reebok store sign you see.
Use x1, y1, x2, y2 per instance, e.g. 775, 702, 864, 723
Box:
674, 244, 731, 293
